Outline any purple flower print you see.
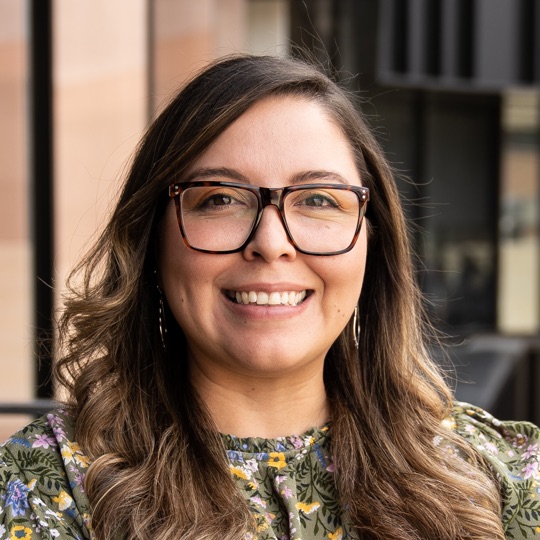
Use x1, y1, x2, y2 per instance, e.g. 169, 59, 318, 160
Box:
522, 461, 539, 480
289, 436, 304, 450
281, 486, 293, 499
522, 444, 539, 461
47, 413, 65, 429
69, 464, 86, 490
32, 434, 57, 449
52, 426, 66, 440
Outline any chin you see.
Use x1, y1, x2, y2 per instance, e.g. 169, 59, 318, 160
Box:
231, 348, 327, 378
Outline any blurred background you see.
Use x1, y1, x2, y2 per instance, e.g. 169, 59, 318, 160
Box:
0, 0, 539, 439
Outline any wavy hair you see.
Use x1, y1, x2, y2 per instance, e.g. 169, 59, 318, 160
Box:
55, 55, 504, 539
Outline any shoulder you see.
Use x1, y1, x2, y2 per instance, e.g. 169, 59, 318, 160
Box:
0, 411, 93, 539
450, 402, 540, 458
451, 402, 540, 538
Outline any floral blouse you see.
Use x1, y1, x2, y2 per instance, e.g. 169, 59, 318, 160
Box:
0, 404, 539, 539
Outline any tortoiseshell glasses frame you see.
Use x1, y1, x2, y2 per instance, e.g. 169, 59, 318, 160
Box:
168, 181, 370, 256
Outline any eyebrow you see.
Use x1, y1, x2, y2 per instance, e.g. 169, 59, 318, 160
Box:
184, 167, 352, 185
184, 167, 248, 183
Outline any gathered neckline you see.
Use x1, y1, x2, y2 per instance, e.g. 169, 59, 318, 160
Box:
222, 423, 330, 455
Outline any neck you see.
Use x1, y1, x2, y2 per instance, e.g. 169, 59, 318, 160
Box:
190, 362, 328, 439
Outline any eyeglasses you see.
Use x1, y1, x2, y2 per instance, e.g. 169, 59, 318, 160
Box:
168, 181, 370, 256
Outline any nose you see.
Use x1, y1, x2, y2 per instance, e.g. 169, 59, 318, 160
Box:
242, 205, 297, 262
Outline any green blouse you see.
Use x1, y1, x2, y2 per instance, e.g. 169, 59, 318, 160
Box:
0, 403, 539, 539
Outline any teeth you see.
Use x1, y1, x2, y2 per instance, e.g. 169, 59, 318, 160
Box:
256, 292, 269, 305
228, 290, 307, 306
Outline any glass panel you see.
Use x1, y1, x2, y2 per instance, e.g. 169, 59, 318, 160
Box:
419, 93, 500, 335
0, 0, 33, 439
151, 0, 248, 115
498, 91, 540, 334
150, 0, 290, 115
246, 0, 289, 55
53, 0, 147, 330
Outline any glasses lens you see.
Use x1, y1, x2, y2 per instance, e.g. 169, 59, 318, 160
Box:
180, 186, 258, 251
283, 187, 361, 253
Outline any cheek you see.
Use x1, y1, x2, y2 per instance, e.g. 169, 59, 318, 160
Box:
158, 206, 224, 329
314, 239, 366, 328
158, 206, 192, 312
323, 226, 367, 293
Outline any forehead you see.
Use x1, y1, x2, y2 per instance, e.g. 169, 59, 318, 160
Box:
185, 96, 360, 186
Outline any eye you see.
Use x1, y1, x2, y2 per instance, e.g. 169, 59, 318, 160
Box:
302, 193, 338, 207
200, 193, 236, 207
181, 186, 258, 217
292, 190, 340, 208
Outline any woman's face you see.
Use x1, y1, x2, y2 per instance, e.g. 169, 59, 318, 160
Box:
159, 96, 367, 381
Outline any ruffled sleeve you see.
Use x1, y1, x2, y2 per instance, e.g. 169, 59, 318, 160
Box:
0, 412, 93, 539
452, 402, 540, 539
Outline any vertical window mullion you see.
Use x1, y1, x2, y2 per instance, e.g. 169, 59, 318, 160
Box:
30, 0, 54, 398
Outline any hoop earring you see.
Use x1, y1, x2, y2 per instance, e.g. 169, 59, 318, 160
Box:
157, 284, 167, 352
353, 305, 360, 350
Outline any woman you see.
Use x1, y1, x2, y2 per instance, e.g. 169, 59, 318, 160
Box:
1, 54, 539, 540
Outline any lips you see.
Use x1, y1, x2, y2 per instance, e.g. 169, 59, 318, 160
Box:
225, 290, 308, 306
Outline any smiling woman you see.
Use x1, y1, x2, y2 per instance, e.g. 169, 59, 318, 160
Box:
1, 55, 539, 540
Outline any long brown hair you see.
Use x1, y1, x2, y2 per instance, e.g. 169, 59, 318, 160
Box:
55, 55, 504, 539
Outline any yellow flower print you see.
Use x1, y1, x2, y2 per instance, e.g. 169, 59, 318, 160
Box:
53, 490, 73, 510
267, 452, 287, 469
256, 516, 270, 532
10, 525, 32, 539
296, 501, 321, 514
230, 466, 249, 480
68, 441, 82, 453
328, 527, 343, 540
60, 444, 74, 463
82, 513, 94, 534
26, 478, 37, 490
74, 453, 91, 468
515, 433, 528, 448
441, 417, 456, 430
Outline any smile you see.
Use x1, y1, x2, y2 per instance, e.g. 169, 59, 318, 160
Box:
225, 290, 308, 306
